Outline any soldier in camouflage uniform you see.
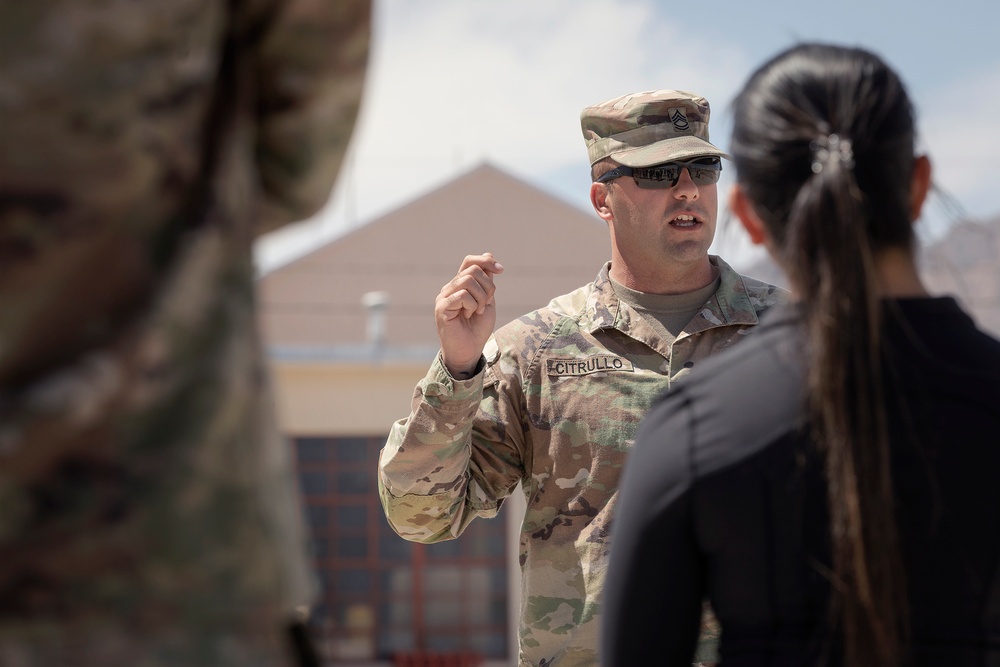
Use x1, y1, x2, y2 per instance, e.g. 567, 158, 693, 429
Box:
0, 1, 368, 665
378, 91, 787, 666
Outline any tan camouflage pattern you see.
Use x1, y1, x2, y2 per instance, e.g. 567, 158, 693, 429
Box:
0, 1, 369, 665
379, 258, 786, 667
580, 89, 729, 167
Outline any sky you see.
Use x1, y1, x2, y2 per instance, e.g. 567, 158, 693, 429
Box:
255, 0, 1000, 274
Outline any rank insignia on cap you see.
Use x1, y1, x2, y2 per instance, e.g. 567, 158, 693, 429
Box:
668, 108, 690, 132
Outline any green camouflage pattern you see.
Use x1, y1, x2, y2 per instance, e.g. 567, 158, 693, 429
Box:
0, 1, 369, 665
379, 258, 786, 666
580, 89, 728, 167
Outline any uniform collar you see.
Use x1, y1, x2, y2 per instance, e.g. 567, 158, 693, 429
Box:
582, 256, 762, 339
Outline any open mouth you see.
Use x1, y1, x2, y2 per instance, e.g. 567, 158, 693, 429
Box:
669, 214, 700, 228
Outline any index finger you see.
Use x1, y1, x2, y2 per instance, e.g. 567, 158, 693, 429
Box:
458, 252, 505, 276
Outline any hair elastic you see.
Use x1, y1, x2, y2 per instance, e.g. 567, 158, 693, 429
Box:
810, 133, 854, 173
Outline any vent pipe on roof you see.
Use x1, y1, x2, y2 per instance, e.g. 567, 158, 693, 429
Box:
361, 291, 390, 349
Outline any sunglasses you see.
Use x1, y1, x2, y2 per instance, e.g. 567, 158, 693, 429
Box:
596, 156, 722, 189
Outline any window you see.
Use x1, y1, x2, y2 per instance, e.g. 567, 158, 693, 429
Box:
294, 436, 508, 662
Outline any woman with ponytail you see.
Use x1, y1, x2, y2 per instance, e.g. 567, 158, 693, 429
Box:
602, 43, 1000, 667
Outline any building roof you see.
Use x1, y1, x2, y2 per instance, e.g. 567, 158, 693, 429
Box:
258, 163, 611, 352
919, 215, 1000, 337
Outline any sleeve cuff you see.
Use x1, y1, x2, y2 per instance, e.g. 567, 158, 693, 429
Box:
421, 351, 486, 403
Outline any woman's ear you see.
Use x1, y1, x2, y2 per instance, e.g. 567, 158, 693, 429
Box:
729, 184, 768, 246
910, 154, 932, 222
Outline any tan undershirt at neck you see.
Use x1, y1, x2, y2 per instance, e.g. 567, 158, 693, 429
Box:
611, 275, 722, 344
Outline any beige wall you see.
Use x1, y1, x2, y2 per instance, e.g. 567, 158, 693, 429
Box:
271, 360, 428, 436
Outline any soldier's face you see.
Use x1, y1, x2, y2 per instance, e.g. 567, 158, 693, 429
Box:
607, 166, 718, 271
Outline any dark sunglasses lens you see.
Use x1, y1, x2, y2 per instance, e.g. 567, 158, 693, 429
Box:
632, 165, 680, 189
633, 159, 721, 188
689, 167, 721, 185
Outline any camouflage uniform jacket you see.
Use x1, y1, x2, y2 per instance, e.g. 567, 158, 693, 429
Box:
379, 257, 786, 666
0, 1, 368, 664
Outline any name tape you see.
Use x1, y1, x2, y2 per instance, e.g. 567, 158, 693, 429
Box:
546, 356, 635, 377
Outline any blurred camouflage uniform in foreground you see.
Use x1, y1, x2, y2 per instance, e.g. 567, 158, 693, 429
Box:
0, 1, 369, 664
380, 259, 784, 666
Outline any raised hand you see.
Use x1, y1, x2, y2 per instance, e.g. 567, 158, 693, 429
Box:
434, 253, 504, 378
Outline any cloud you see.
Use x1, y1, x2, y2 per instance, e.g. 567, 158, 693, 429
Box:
915, 61, 1000, 228
256, 0, 749, 272
357, 0, 743, 182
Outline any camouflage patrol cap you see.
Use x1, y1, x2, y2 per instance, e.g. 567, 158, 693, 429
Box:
581, 90, 729, 167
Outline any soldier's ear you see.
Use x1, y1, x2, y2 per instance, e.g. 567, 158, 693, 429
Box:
590, 182, 614, 223
729, 184, 768, 246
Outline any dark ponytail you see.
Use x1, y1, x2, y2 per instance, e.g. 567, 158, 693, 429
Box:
730, 43, 917, 667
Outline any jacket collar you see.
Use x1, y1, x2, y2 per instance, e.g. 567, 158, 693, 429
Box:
581, 256, 762, 340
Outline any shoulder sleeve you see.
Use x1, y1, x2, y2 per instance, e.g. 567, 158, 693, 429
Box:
252, 0, 371, 233
378, 345, 527, 543
602, 388, 706, 666
740, 274, 790, 314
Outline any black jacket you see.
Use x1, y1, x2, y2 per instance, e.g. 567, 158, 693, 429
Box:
603, 299, 1000, 666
